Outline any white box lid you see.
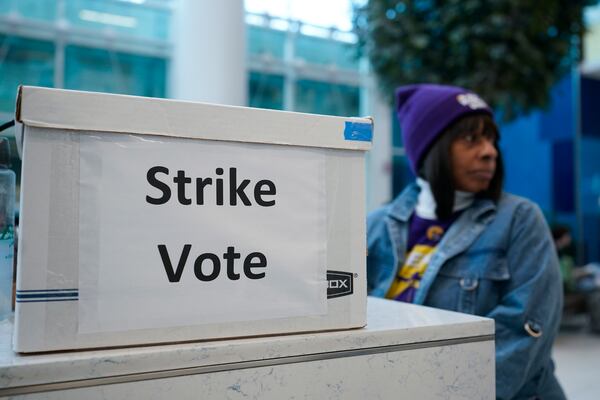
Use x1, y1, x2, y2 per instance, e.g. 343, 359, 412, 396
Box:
15, 86, 373, 151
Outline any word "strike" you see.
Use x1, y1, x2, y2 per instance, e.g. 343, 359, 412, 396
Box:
146, 166, 276, 206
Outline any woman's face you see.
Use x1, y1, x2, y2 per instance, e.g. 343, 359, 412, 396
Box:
450, 125, 498, 193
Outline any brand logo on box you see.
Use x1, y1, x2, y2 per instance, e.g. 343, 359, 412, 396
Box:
327, 270, 354, 299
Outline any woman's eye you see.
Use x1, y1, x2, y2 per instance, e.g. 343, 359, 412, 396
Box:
462, 133, 475, 142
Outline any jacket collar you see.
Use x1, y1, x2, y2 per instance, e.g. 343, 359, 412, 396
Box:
388, 182, 497, 224
388, 183, 419, 222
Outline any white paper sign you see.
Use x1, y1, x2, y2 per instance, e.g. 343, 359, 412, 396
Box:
78, 132, 327, 333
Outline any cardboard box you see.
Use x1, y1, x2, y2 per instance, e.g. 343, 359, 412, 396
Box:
13, 86, 371, 352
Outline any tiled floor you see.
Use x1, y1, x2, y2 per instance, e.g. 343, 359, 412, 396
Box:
553, 319, 600, 399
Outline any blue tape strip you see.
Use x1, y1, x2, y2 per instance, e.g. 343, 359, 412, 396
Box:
344, 121, 373, 142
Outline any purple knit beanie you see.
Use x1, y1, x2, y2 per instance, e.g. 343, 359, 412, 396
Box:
396, 84, 493, 173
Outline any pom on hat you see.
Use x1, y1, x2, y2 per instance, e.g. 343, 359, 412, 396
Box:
395, 84, 493, 173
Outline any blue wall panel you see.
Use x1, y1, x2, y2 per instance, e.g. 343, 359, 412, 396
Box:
582, 76, 600, 137
499, 112, 553, 212
580, 79, 600, 262
540, 75, 574, 141
552, 140, 575, 213
581, 137, 600, 214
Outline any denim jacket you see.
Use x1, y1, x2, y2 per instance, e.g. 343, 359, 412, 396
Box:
367, 183, 565, 400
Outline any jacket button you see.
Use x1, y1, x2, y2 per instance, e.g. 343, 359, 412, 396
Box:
524, 321, 543, 338
459, 277, 479, 290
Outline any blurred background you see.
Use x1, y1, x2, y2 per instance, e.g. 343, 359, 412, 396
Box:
0, 0, 599, 397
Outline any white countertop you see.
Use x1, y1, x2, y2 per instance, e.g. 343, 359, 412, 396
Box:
0, 297, 494, 390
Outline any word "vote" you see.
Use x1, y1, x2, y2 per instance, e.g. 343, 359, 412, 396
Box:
158, 245, 267, 282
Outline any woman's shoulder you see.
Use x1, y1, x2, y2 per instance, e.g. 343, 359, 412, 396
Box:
495, 192, 548, 231
497, 192, 542, 215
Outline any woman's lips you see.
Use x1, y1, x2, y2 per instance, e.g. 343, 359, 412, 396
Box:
469, 170, 495, 180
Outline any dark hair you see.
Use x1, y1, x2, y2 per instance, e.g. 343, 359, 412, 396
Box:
551, 225, 570, 241
418, 113, 504, 219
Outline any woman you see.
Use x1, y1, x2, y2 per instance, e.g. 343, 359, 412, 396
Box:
367, 84, 565, 399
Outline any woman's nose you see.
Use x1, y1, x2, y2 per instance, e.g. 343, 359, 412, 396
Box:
479, 138, 498, 160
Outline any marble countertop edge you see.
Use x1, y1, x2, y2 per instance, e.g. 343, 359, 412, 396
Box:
0, 298, 495, 388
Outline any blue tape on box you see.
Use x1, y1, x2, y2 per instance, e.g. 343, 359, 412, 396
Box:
344, 121, 373, 142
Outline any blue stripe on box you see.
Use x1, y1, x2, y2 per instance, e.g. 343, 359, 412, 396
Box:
17, 298, 78, 303
16, 289, 79, 303
17, 292, 78, 299
17, 288, 78, 293
344, 121, 373, 142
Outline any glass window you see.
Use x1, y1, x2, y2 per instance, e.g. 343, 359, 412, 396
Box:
245, 0, 359, 32
65, 45, 166, 98
247, 26, 286, 60
391, 107, 403, 148
0, 0, 56, 21
0, 1, 9, 15
392, 154, 414, 198
248, 72, 284, 110
585, 5, 600, 66
0, 35, 54, 113
390, 111, 413, 197
295, 35, 358, 70
0, 132, 22, 205
66, 0, 171, 41
295, 79, 359, 116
